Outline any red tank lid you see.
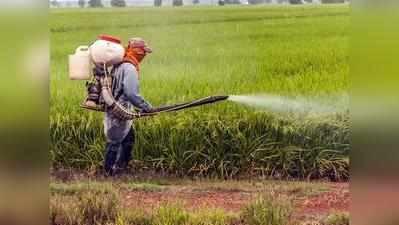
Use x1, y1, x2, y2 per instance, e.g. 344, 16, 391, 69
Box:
98, 35, 122, 44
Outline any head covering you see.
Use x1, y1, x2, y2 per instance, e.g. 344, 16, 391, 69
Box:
123, 38, 152, 78
124, 47, 141, 73
128, 38, 152, 54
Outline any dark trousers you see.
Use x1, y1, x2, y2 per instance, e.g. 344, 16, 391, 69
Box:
104, 127, 135, 175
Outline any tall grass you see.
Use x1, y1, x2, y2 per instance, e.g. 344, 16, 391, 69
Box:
50, 183, 120, 225
323, 212, 350, 225
50, 5, 349, 179
241, 194, 293, 225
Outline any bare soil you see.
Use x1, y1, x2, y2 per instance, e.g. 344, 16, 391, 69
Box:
121, 181, 349, 221
51, 169, 349, 221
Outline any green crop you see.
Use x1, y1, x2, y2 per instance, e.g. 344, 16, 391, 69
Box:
50, 5, 349, 180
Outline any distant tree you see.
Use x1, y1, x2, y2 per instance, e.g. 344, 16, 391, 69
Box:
321, 0, 344, 3
193, 0, 200, 4
154, 0, 162, 6
78, 0, 86, 7
288, 0, 302, 4
218, 0, 225, 5
111, 0, 126, 7
173, 0, 183, 6
225, 0, 240, 4
88, 0, 103, 7
50, 0, 60, 7
248, 0, 264, 4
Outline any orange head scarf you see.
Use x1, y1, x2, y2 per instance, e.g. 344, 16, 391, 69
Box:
123, 38, 153, 78
123, 47, 141, 75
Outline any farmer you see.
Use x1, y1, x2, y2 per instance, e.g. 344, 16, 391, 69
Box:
101, 37, 155, 175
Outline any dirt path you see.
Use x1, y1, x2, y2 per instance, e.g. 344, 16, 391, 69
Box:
51, 170, 349, 220
294, 183, 349, 221
120, 181, 349, 220
124, 188, 253, 212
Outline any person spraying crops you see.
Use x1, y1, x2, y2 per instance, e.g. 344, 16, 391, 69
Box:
99, 37, 155, 175
69, 35, 228, 176
70, 35, 157, 175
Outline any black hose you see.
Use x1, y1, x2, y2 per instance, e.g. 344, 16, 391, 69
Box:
139, 95, 229, 117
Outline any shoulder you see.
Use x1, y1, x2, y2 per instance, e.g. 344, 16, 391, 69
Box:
118, 62, 138, 73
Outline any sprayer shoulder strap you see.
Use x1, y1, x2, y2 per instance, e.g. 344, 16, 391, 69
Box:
108, 67, 123, 101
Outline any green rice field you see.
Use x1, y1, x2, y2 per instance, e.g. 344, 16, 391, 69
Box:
50, 5, 349, 179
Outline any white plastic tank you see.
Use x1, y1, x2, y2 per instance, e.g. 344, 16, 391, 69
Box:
89, 35, 125, 67
69, 46, 92, 80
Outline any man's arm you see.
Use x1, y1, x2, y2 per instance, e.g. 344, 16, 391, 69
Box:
122, 64, 153, 112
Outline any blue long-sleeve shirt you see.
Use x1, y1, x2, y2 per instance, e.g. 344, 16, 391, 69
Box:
103, 62, 151, 144
110, 62, 152, 111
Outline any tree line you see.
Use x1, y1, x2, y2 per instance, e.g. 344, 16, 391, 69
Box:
49, 0, 347, 8
49, 0, 185, 7
49, 0, 126, 7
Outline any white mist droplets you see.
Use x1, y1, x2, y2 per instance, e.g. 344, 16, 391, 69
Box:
228, 94, 348, 115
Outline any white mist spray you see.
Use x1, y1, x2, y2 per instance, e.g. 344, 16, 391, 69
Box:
228, 94, 348, 115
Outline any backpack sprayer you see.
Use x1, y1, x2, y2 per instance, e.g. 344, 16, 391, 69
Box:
69, 35, 228, 120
